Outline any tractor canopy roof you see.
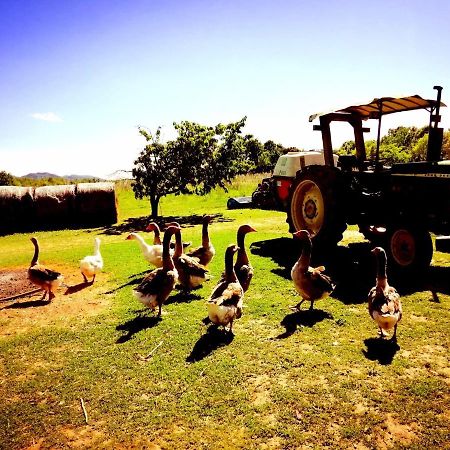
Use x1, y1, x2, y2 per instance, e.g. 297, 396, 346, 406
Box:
309, 95, 446, 122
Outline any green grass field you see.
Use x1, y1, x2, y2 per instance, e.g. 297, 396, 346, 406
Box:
1, 174, 449, 449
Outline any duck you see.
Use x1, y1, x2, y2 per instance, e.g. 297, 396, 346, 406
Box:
234, 224, 257, 292
126, 232, 163, 268
28, 237, 64, 301
133, 225, 180, 316
172, 227, 209, 291
207, 244, 244, 333
290, 230, 335, 311
185, 215, 215, 266
368, 247, 402, 340
80, 237, 103, 283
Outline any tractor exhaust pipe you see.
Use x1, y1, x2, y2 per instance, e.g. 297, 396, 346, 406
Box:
427, 86, 444, 161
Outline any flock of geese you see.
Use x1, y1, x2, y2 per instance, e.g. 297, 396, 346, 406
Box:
26, 215, 402, 340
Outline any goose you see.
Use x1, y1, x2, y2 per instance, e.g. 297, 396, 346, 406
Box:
145, 222, 163, 245
172, 227, 209, 291
80, 237, 103, 283
207, 244, 244, 333
368, 247, 402, 340
28, 237, 64, 301
133, 225, 180, 316
290, 230, 335, 311
186, 215, 215, 266
234, 224, 257, 292
126, 232, 163, 268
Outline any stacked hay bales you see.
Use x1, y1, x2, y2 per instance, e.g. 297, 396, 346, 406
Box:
0, 182, 118, 234
34, 185, 76, 228
75, 182, 118, 226
0, 186, 35, 233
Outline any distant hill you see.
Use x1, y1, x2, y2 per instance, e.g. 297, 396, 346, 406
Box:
22, 172, 101, 181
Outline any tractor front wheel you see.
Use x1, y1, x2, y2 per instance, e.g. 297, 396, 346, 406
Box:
287, 166, 346, 248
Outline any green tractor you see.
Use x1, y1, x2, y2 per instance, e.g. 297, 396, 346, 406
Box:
286, 86, 450, 272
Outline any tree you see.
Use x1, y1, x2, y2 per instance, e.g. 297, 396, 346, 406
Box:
132, 127, 179, 217
0, 171, 14, 186
132, 117, 249, 217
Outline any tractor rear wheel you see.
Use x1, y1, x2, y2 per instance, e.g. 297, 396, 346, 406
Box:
385, 226, 433, 273
287, 166, 346, 247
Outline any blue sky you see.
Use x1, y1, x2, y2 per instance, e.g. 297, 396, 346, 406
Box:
1, 0, 449, 178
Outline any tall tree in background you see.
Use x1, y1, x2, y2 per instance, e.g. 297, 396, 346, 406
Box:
0, 171, 14, 186
132, 118, 249, 217
132, 127, 179, 217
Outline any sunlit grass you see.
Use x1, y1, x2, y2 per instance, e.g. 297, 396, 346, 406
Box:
0, 174, 449, 449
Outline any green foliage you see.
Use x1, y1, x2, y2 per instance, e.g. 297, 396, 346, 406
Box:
0, 170, 14, 186
411, 134, 429, 161
336, 140, 356, 156
335, 126, 448, 165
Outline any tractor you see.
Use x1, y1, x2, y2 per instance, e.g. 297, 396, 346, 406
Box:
285, 86, 450, 272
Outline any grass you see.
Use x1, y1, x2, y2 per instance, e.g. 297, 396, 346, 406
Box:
1, 173, 449, 449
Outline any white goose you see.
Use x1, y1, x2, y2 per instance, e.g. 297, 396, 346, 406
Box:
126, 232, 163, 268
80, 237, 103, 283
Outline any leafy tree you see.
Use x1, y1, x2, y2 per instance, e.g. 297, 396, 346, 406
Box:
0, 171, 14, 186
411, 135, 428, 161
336, 140, 356, 156
132, 127, 179, 217
132, 117, 249, 217
442, 130, 450, 160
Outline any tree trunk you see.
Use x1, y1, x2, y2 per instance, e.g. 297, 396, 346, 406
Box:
150, 196, 160, 218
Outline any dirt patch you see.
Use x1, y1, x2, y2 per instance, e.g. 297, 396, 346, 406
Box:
0, 265, 111, 337
0, 268, 36, 299
375, 413, 419, 449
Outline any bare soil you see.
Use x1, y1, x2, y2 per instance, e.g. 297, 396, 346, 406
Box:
0, 269, 36, 299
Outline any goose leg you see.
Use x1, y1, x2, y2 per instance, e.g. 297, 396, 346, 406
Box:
290, 299, 305, 311
157, 303, 162, 317
391, 324, 398, 342
91, 274, 96, 284
82, 273, 88, 283
309, 301, 314, 311
48, 291, 55, 302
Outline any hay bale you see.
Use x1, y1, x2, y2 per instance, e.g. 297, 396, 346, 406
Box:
34, 184, 76, 227
75, 182, 118, 225
0, 186, 35, 233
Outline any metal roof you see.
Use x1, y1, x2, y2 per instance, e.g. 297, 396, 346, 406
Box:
309, 95, 446, 122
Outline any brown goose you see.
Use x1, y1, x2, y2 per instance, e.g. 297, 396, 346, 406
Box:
207, 244, 244, 333
173, 227, 209, 291
234, 224, 257, 292
145, 222, 163, 245
368, 247, 402, 340
133, 225, 180, 317
186, 215, 215, 266
290, 230, 335, 311
28, 237, 64, 301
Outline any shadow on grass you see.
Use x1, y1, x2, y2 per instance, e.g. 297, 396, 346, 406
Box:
186, 325, 234, 362
101, 213, 232, 235
104, 275, 143, 294
1, 298, 51, 309
116, 314, 162, 343
275, 308, 333, 339
362, 337, 400, 365
166, 291, 202, 305
64, 281, 92, 295
251, 237, 450, 304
